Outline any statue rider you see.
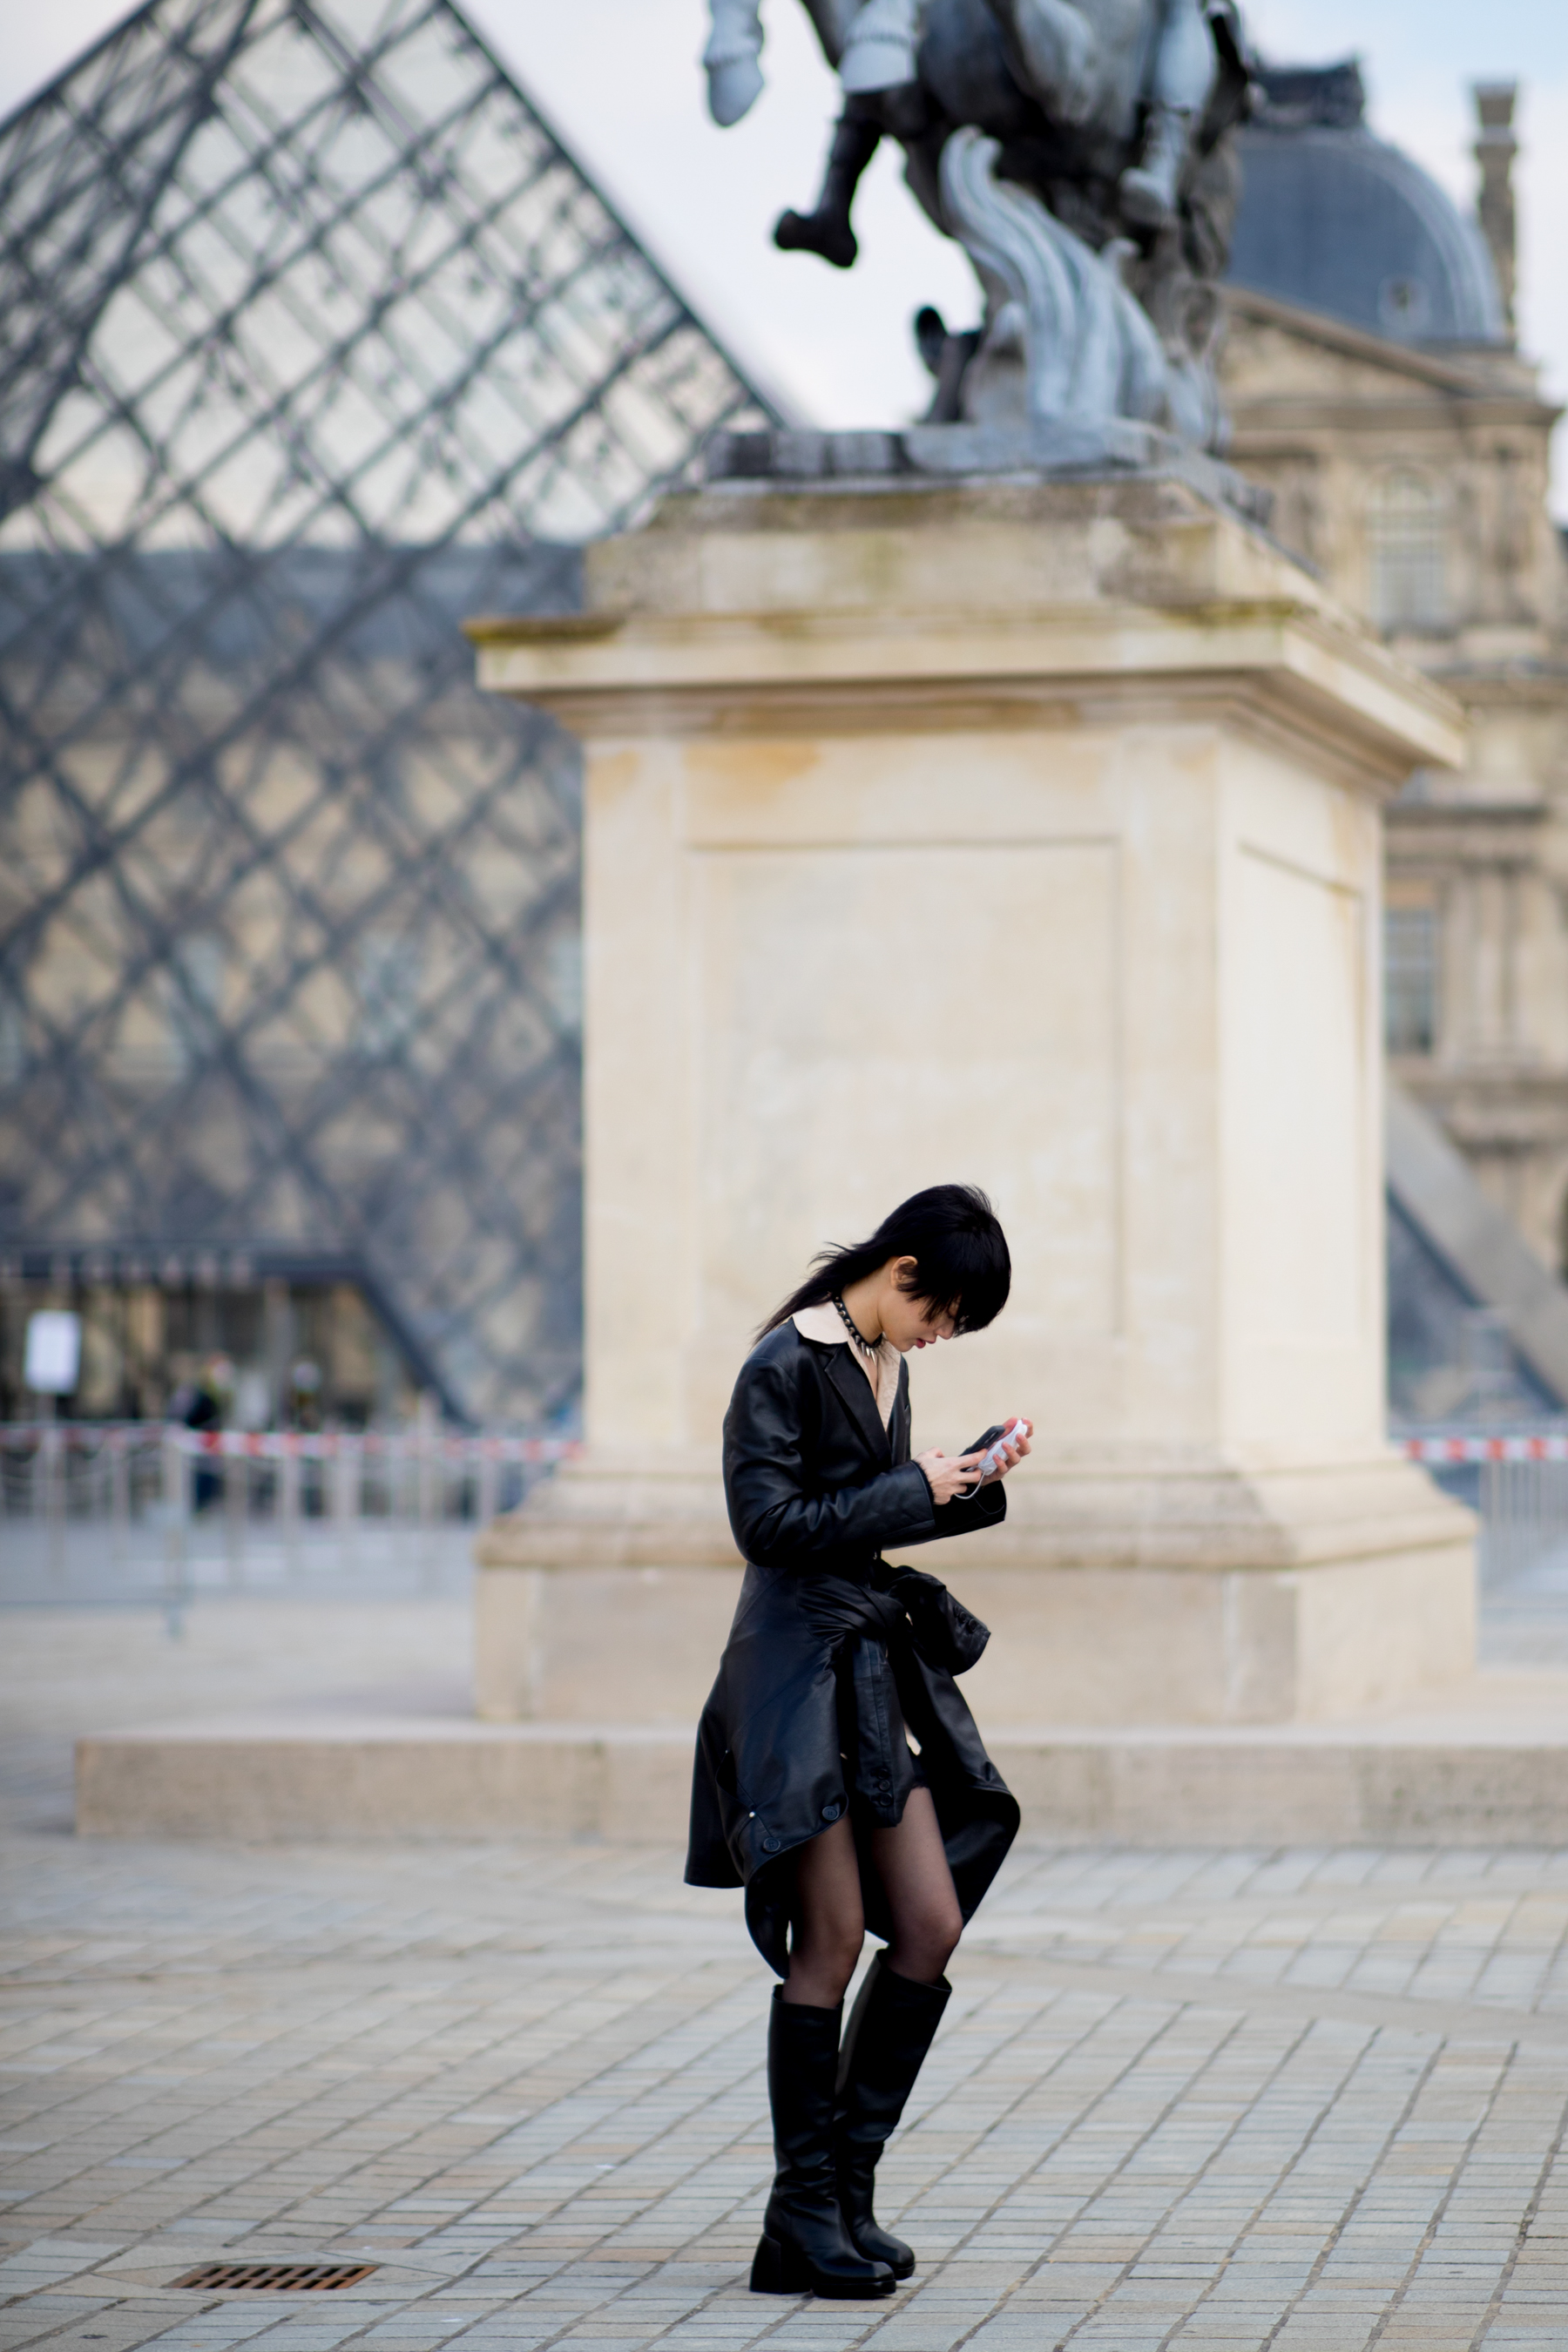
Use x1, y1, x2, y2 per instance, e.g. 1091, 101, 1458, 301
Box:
705, 1, 925, 133
1119, 0, 1227, 226
704, 0, 1236, 267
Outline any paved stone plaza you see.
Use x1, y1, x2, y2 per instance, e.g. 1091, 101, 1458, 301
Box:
5, 1603, 1568, 2350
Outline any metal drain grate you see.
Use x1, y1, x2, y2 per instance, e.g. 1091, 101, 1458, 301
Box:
172, 2261, 378, 2293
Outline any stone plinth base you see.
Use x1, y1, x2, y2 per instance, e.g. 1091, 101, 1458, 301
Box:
473, 1452, 1474, 1727
473, 1454, 740, 1724
941, 1450, 1476, 1723
77, 1680, 1568, 1844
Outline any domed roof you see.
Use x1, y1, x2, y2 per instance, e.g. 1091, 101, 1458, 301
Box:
1225, 62, 1506, 347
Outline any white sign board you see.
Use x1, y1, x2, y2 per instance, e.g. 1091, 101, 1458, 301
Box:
24, 1310, 81, 1396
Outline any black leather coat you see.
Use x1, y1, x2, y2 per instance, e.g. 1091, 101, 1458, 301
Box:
685, 1321, 1021, 1975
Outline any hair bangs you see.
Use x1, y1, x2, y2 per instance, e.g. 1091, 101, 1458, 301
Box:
761, 1182, 1010, 1338
898, 1232, 1010, 1335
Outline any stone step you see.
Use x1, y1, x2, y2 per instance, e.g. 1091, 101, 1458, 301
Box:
77, 1680, 1568, 1844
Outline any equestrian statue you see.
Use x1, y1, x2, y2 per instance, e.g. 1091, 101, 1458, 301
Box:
702, 0, 1254, 449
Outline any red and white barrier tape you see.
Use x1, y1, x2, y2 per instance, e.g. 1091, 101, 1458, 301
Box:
11, 1425, 1568, 1468
1401, 1434, 1568, 1463
0, 1423, 580, 1465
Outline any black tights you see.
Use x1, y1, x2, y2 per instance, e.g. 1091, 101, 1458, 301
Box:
782, 1786, 963, 2005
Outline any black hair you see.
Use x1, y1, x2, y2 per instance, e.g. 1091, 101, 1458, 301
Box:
760, 1183, 1011, 1340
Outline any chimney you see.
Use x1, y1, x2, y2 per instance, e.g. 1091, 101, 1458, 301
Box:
1472, 81, 1518, 340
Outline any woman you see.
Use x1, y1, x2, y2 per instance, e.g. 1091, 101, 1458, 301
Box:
686, 1184, 1030, 2301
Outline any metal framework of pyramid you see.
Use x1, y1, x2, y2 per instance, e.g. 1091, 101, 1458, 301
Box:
0, 0, 774, 1423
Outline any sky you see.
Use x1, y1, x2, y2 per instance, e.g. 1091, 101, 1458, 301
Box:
4, 0, 1566, 511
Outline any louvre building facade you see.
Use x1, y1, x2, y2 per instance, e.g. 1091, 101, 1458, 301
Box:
0, 0, 771, 1426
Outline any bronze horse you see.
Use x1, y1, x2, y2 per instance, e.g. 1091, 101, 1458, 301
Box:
709, 0, 1251, 431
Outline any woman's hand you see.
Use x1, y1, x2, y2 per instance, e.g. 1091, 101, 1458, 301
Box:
983, 1416, 1032, 1484
916, 1448, 990, 1506
918, 1418, 1033, 1506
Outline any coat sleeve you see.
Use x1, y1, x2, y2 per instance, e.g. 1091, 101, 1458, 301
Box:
724, 1350, 936, 1566
891, 1364, 1009, 1548
925, 1478, 1008, 1543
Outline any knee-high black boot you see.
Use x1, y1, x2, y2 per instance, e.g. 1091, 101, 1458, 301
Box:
834, 1955, 950, 2279
751, 1990, 896, 2299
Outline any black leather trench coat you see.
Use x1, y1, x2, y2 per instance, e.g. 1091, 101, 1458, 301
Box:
685, 1320, 1021, 1975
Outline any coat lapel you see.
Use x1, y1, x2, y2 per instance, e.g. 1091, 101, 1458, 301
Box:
825, 1348, 892, 1468
890, 1361, 910, 1464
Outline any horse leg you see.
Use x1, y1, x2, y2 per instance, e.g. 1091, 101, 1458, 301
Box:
981, 0, 1097, 126
1119, 0, 1214, 225
774, 100, 883, 268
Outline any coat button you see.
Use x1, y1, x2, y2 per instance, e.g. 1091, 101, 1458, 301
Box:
821, 1802, 841, 1821
761, 1835, 781, 1853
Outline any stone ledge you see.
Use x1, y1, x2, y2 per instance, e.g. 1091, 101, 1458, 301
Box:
77, 1685, 1568, 1845
76, 1717, 695, 1842
702, 421, 1275, 529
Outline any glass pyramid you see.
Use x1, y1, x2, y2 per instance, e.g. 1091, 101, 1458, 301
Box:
0, 0, 773, 1425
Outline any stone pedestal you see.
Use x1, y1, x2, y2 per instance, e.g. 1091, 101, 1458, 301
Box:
470, 467, 1476, 1727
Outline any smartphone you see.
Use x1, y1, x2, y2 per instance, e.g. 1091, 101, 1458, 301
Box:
954, 1417, 1028, 1498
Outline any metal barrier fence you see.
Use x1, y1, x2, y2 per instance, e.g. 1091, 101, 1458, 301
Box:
9, 1423, 1568, 1602
0, 1422, 579, 1600
1400, 1434, 1568, 1587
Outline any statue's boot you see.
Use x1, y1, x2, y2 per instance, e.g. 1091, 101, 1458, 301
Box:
1118, 103, 1195, 227
704, 0, 764, 126
839, 0, 921, 97
774, 110, 882, 270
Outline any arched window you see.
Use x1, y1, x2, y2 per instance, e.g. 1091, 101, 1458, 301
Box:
1368, 471, 1447, 631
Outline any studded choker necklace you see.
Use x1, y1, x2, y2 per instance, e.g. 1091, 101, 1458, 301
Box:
830, 1292, 881, 1357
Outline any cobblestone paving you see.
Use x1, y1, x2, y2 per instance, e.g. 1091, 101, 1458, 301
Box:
5, 1604, 1568, 2349
8, 1832, 1568, 2349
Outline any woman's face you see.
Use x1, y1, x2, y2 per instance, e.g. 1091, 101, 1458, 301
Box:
879, 1257, 958, 1353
